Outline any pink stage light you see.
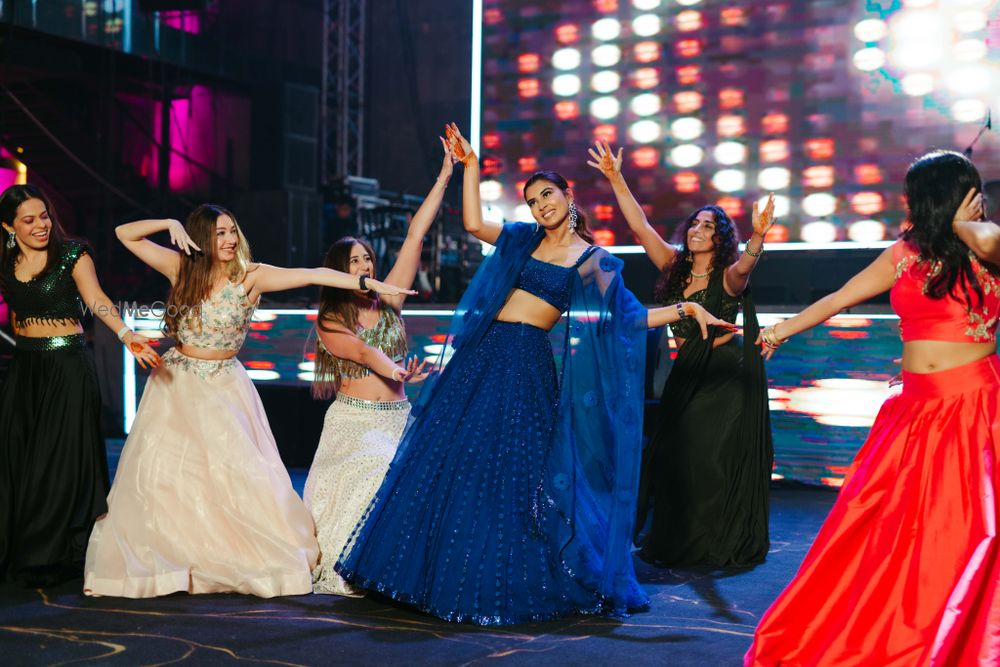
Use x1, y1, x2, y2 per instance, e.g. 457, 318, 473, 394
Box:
674, 171, 700, 193
631, 147, 659, 168
553, 100, 579, 120
761, 113, 789, 134
517, 53, 540, 73
719, 88, 745, 109
517, 79, 540, 98
806, 138, 835, 160
675, 65, 700, 85
593, 228, 616, 246
633, 41, 661, 63
555, 23, 579, 43
760, 139, 789, 162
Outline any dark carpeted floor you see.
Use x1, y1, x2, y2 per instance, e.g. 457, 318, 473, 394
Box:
0, 465, 835, 667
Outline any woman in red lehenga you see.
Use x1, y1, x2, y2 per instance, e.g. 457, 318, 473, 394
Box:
745, 150, 1000, 666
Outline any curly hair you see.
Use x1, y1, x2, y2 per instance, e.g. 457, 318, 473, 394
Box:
901, 149, 994, 306
654, 205, 740, 303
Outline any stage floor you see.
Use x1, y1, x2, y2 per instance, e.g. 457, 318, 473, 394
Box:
0, 441, 837, 666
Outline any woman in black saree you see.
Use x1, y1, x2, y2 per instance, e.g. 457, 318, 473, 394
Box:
589, 141, 775, 568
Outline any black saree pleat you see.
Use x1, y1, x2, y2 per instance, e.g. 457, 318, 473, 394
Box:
635, 272, 773, 568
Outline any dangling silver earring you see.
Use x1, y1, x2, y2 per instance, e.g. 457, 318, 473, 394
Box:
568, 202, 578, 232
5, 232, 14, 250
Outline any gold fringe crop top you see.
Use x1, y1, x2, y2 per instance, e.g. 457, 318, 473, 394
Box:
319, 305, 408, 382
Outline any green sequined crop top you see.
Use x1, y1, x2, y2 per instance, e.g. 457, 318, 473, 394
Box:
1, 240, 89, 328
319, 305, 408, 382
664, 286, 740, 339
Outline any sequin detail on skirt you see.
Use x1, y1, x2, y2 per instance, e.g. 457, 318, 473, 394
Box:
304, 396, 410, 596
337, 320, 612, 625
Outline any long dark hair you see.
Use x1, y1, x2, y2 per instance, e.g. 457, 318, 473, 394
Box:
902, 150, 993, 305
313, 236, 379, 399
163, 203, 252, 337
0, 184, 67, 291
522, 170, 595, 243
655, 205, 740, 303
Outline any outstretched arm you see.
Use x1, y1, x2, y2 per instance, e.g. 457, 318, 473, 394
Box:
588, 140, 676, 271
115, 218, 198, 283
647, 302, 738, 339
72, 254, 161, 369
446, 123, 503, 245
247, 264, 415, 301
759, 245, 896, 358
724, 193, 775, 296
383, 138, 455, 310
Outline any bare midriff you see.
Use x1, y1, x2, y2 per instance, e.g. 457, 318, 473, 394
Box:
17, 320, 84, 338
175, 343, 239, 361
902, 339, 996, 373
338, 374, 407, 402
494, 289, 562, 331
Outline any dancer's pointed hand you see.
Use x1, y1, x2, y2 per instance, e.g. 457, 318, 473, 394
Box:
166, 219, 201, 255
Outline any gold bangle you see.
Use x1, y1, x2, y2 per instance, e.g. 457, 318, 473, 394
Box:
744, 242, 764, 257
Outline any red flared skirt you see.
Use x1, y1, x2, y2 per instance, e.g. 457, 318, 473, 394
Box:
746, 354, 1000, 666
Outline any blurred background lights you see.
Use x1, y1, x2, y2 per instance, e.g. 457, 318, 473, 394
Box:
901, 73, 935, 96
952, 98, 988, 122
758, 167, 791, 190
852, 47, 885, 72
591, 71, 621, 93
552, 74, 581, 96
629, 120, 661, 143
853, 18, 887, 42
670, 144, 704, 168
713, 141, 747, 165
632, 14, 661, 37
590, 96, 621, 119
630, 93, 661, 116
552, 47, 581, 70
480, 179, 503, 202
802, 193, 838, 217
759, 194, 791, 218
632, 0, 661, 9
591, 18, 621, 41
671, 117, 704, 140
848, 219, 887, 242
711, 169, 746, 193
591, 44, 621, 67
800, 221, 839, 243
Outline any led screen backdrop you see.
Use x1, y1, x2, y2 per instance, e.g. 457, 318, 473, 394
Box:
477, 0, 1000, 244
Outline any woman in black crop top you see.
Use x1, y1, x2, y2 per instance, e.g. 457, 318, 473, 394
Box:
590, 140, 776, 568
0, 184, 158, 586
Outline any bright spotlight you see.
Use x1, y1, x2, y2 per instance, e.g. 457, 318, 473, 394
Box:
802, 193, 837, 217
632, 14, 661, 37
670, 144, 704, 168
713, 141, 747, 165
552, 74, 581, 97
711, 169, 746, 193
759, 194, 790, 218
590, 96, 621, 120
552, 48, 581, 70
592, 18, 621, 41
848, 219, 887, 242
480, 179, 503, 202
591, 71, 621, 93
671, 117, 704, 140
853, 19, 886, 43
901, 73, 935, 96
629, 120, 662, 143
591, 44, 622, 67
852, 47, 885, 72
801, 221, 838, 243
758, 167, 791, 190
630, 93, 661, 116
951, 98, 987, 122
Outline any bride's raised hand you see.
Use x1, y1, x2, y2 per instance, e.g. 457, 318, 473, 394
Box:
586, 140, 624, 181
445, 123, 476, 165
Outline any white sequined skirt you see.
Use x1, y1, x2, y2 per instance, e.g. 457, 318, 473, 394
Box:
84, 350, 319, 598
303, 394, 410, 596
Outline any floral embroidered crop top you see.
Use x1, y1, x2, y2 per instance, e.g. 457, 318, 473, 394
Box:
890, 240, 1000, 343
319, 305, 407, 382
174, 281, 256, 352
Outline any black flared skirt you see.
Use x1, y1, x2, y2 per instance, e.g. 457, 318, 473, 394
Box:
639, 336, 771, 568
0, 335, 109, 585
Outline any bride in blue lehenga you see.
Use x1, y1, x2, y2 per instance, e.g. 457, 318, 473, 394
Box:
336, 124, 735, 624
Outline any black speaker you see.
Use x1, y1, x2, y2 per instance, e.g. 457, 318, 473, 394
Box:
138, 0, 207, 11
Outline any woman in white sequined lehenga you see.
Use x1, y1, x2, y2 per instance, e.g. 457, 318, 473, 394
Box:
303, 144, 451, 596
84, 204, 412, 599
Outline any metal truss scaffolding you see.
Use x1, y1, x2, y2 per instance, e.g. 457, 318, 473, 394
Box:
322, 0, 366, 183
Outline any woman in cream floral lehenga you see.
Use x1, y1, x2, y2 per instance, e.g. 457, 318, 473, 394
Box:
84, 204, 411, 598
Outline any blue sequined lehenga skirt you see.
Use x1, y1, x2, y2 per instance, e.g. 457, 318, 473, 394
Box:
336, 320, 612, 624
